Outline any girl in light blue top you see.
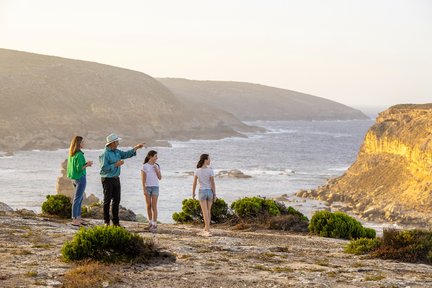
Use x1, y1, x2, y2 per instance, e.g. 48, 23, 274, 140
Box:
192, 154, 216, 237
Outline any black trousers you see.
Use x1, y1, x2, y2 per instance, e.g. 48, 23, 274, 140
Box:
101, 177, 121, 225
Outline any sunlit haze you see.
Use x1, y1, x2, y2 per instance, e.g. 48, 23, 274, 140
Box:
1, 0, 431, 107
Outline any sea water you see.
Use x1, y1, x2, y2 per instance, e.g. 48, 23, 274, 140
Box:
0, 120, 374, 223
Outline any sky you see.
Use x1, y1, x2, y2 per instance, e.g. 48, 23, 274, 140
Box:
1, 0, 431, 107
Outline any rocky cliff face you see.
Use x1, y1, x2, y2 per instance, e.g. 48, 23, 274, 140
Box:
297, 104, 432, 226
0, 49, 258, 152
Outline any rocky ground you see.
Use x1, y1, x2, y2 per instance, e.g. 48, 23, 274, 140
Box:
1, 211, 432, 288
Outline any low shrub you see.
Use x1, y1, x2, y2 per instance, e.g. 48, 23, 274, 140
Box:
41, 194, 72, 218
372, 229, 432, 264
275, 201, 309, 221
172, 198, 230, 223
231, 197, 280, 221
309, 211, 375, 240
62, 225, 159, 263
364, 227, 376, 239
344, 238, 382, 255
268, 215, 309, 232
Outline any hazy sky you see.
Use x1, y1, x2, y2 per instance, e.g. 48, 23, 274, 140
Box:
1, 0, 431, 107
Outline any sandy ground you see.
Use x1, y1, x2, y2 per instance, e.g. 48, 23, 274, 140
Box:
1, 212, 432, 288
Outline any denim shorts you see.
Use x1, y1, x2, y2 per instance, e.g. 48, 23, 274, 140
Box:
198, 189, 213, 201
146, 186, 159, 197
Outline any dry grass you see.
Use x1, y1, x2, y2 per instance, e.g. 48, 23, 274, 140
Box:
62, 261, 121, 288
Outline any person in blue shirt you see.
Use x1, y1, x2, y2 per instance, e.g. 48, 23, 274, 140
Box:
100, 133, 144, 226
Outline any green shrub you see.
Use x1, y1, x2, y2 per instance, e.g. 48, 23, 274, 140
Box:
231, 197, 280, 220
372, 229, 432, 264
364, 227, 376, 239
172, 211, 193, 223
275, 201, 309, 221
309, 211, 375, 240
345, 238, 382, 255
172, 198, 230, 224
62, 225, 159, 263
41, 195, 72, 218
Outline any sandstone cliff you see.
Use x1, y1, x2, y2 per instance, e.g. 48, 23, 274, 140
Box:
297, 104, 432, 226
158, 78, 368, 121
0, 49, 258, 152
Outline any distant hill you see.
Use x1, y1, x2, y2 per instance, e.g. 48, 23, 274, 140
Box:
158, 78, 368, 121
0, 49, 258, 152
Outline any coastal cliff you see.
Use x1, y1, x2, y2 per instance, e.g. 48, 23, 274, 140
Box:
297, 104, 432, 226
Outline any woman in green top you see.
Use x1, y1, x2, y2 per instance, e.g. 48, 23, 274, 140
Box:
67, 136, 93, 226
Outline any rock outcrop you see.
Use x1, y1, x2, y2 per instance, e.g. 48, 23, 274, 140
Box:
158, 78, 369, 121
55, 160, 75, 200
297, 104, 432, 226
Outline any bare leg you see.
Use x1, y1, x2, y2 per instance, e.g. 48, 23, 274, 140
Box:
151, 195, 158, 225
199, 200, 210, 232
206, 199, 213, 231
144, 193, 153, 223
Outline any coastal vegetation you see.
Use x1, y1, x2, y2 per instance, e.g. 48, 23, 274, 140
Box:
61, 225, 162, 263
345, 229, 432, 264
41, 194, 88, 219
172, 198, 230, 224
172, 196, 309, 232
309, 210, 376, 240
41, 194, 72, 218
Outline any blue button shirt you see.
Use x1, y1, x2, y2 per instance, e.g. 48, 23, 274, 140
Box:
99, 147, 136, 178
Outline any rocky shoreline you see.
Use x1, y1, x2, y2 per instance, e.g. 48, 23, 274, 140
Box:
1, 204, 432, 287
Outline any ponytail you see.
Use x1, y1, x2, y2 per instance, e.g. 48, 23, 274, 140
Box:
196, 154, 209, 168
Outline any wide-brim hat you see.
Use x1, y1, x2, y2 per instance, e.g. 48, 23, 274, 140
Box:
105, 133, 122, 146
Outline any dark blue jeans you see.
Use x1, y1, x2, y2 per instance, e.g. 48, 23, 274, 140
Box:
72, 175, 86, 219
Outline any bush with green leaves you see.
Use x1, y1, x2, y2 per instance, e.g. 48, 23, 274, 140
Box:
344, 237, 382, 255
62, 225, 159, 263
275, 201, 309, 221
230, 197, 280, 221
172, 198, 229, 223
309, 211, 375, 240
372, 229, 432, 264
41, 194, 72, 218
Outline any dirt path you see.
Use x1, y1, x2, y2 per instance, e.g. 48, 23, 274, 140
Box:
1, 212, 432, 287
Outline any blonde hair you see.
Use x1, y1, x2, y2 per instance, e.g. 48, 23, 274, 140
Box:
69, 136, 83, 157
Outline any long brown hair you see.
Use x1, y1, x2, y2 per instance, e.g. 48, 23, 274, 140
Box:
196, 154, 209, 168
69, 136, 83, 157
144, 150, 157, 164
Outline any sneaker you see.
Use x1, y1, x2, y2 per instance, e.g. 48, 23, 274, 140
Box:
150, 225, 157, 233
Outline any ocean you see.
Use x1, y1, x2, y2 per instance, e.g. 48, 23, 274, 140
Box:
0, 120, 374, 223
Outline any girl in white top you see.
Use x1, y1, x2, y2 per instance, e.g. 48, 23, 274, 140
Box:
192, 153, 216, 237
141, 150, 162, 232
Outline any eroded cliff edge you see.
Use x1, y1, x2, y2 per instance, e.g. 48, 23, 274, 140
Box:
297, 104, 432, 226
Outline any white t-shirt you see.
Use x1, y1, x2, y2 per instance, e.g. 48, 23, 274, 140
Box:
141, 163, 160, 187
194, 167, 214, 189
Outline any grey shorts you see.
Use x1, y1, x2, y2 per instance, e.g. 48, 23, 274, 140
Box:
198, 189, 213, 201
145, 186, 159, 197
